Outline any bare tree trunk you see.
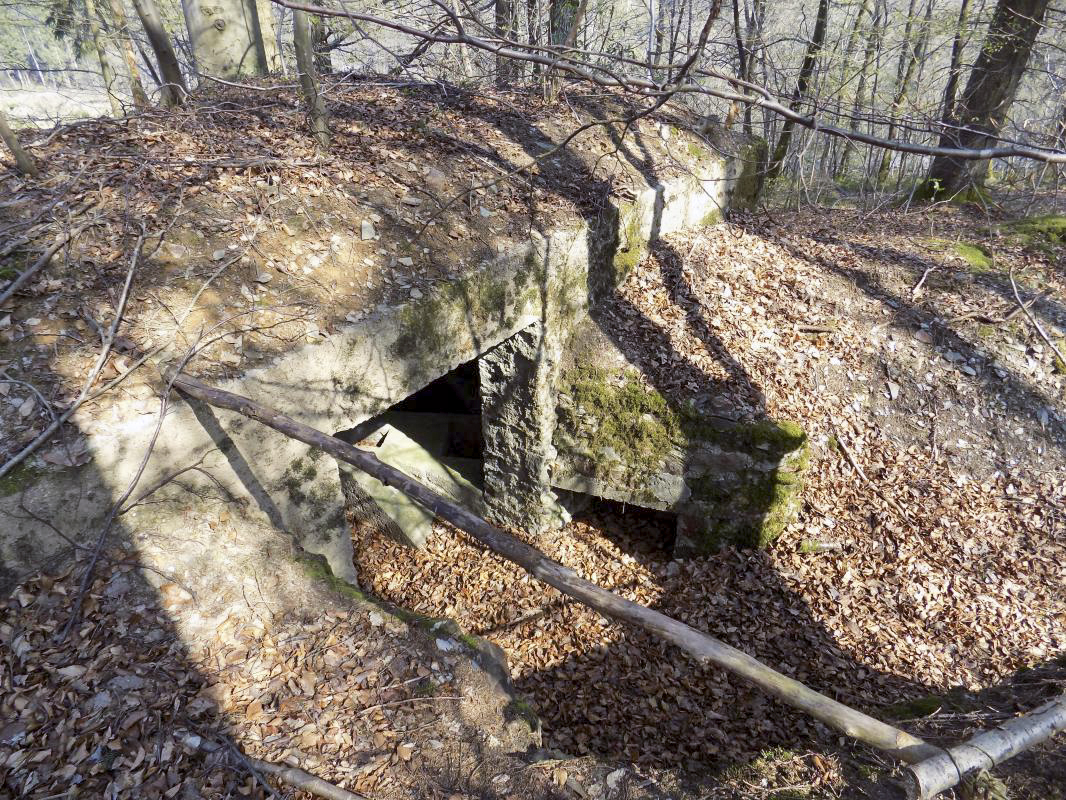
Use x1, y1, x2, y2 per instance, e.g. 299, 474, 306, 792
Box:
106, 0, 150, 107
169, 370, 941, 766
255, 0, 283, 72
723, 0, 747, 128
923, 0, 1050, 198
547, 0, 589, 99
496, 0, 518, 85
85, 0, 124, 116
293, 10, 329, 149
0, 110, 38, 176
131, 0, 187, 105
456, 0, 474, 78
311, 15, 332, 74
526, 0, 542, 80
938, 0, 972, 125
875, 0, 933, 186
835, 0, 880, 178
181, 0, 271, 79
763, 0, 830, 192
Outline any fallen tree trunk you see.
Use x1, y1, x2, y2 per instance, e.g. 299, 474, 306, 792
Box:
906, 693, 1066, 799
169, 369, 938, 764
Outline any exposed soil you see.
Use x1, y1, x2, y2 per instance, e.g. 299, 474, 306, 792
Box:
354, 207, 1066, 797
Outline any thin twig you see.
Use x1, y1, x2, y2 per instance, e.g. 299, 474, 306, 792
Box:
830, 423, 913, 524
911, 265, 935, 297
0, 220, 97, 307
0, 232, 139, 482
1009, 268, 1065, 376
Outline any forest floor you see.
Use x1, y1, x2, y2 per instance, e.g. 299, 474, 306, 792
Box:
1, 81, 1064, 799
354, 206, 1066, 798
2, 204, 1064, 799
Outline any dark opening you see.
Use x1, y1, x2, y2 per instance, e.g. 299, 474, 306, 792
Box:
556, 491, 678, 560
338, 358, 484, 484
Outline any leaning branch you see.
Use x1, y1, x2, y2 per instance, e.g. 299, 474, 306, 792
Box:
0, 221, 97, 308
269, 0, 1066, 164
906, 693, 1066, 799
168, 369, 939, 765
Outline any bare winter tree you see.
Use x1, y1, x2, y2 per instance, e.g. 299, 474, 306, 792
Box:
104, 0, 149, 107
130, 0, 188, 104
763, 0, 831, 189
293, 8, 330, 148
923, 0, 1052, 198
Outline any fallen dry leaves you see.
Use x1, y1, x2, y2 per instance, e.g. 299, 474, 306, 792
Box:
355, 207, 1065, 782
0, 551, 533, 799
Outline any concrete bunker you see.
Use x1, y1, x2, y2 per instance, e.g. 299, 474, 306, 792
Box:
337, 320, 568, 548
0, 115, 790, 590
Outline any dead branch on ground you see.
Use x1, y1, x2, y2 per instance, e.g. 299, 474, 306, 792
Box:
179, 732, 369, 800
167, 369, 940, 765
1009, 267, 1066, 377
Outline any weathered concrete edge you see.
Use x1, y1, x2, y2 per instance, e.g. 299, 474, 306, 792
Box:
1, 145, 747, 588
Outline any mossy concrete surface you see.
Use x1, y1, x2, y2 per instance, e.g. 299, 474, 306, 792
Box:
3, 126, 758, 588
552, 365, 808, 552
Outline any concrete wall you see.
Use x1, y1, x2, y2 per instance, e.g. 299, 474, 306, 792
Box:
1, 134, 757, 590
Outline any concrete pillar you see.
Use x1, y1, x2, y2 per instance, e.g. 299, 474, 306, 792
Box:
479, 322, 567, 533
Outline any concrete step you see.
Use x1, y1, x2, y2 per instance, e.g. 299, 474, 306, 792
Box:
343, 423, 485, 548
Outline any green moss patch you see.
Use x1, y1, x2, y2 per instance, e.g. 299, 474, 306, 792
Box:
558, 366, 808, 550
882, 687, 972, 720
612, 203, 648, 284
954, 242, 992, 270
0, 462, 42, 497
297, 551, 370, 602
1008, 214, 1066, 246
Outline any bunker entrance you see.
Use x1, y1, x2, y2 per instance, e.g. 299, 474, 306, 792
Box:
339, 320, 560, 547
338, 357, 487, 548
557, 491, 679, 559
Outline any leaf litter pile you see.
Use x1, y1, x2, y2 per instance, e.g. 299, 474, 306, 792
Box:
355, 208, 1066, 788
0, 509, 571, 800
